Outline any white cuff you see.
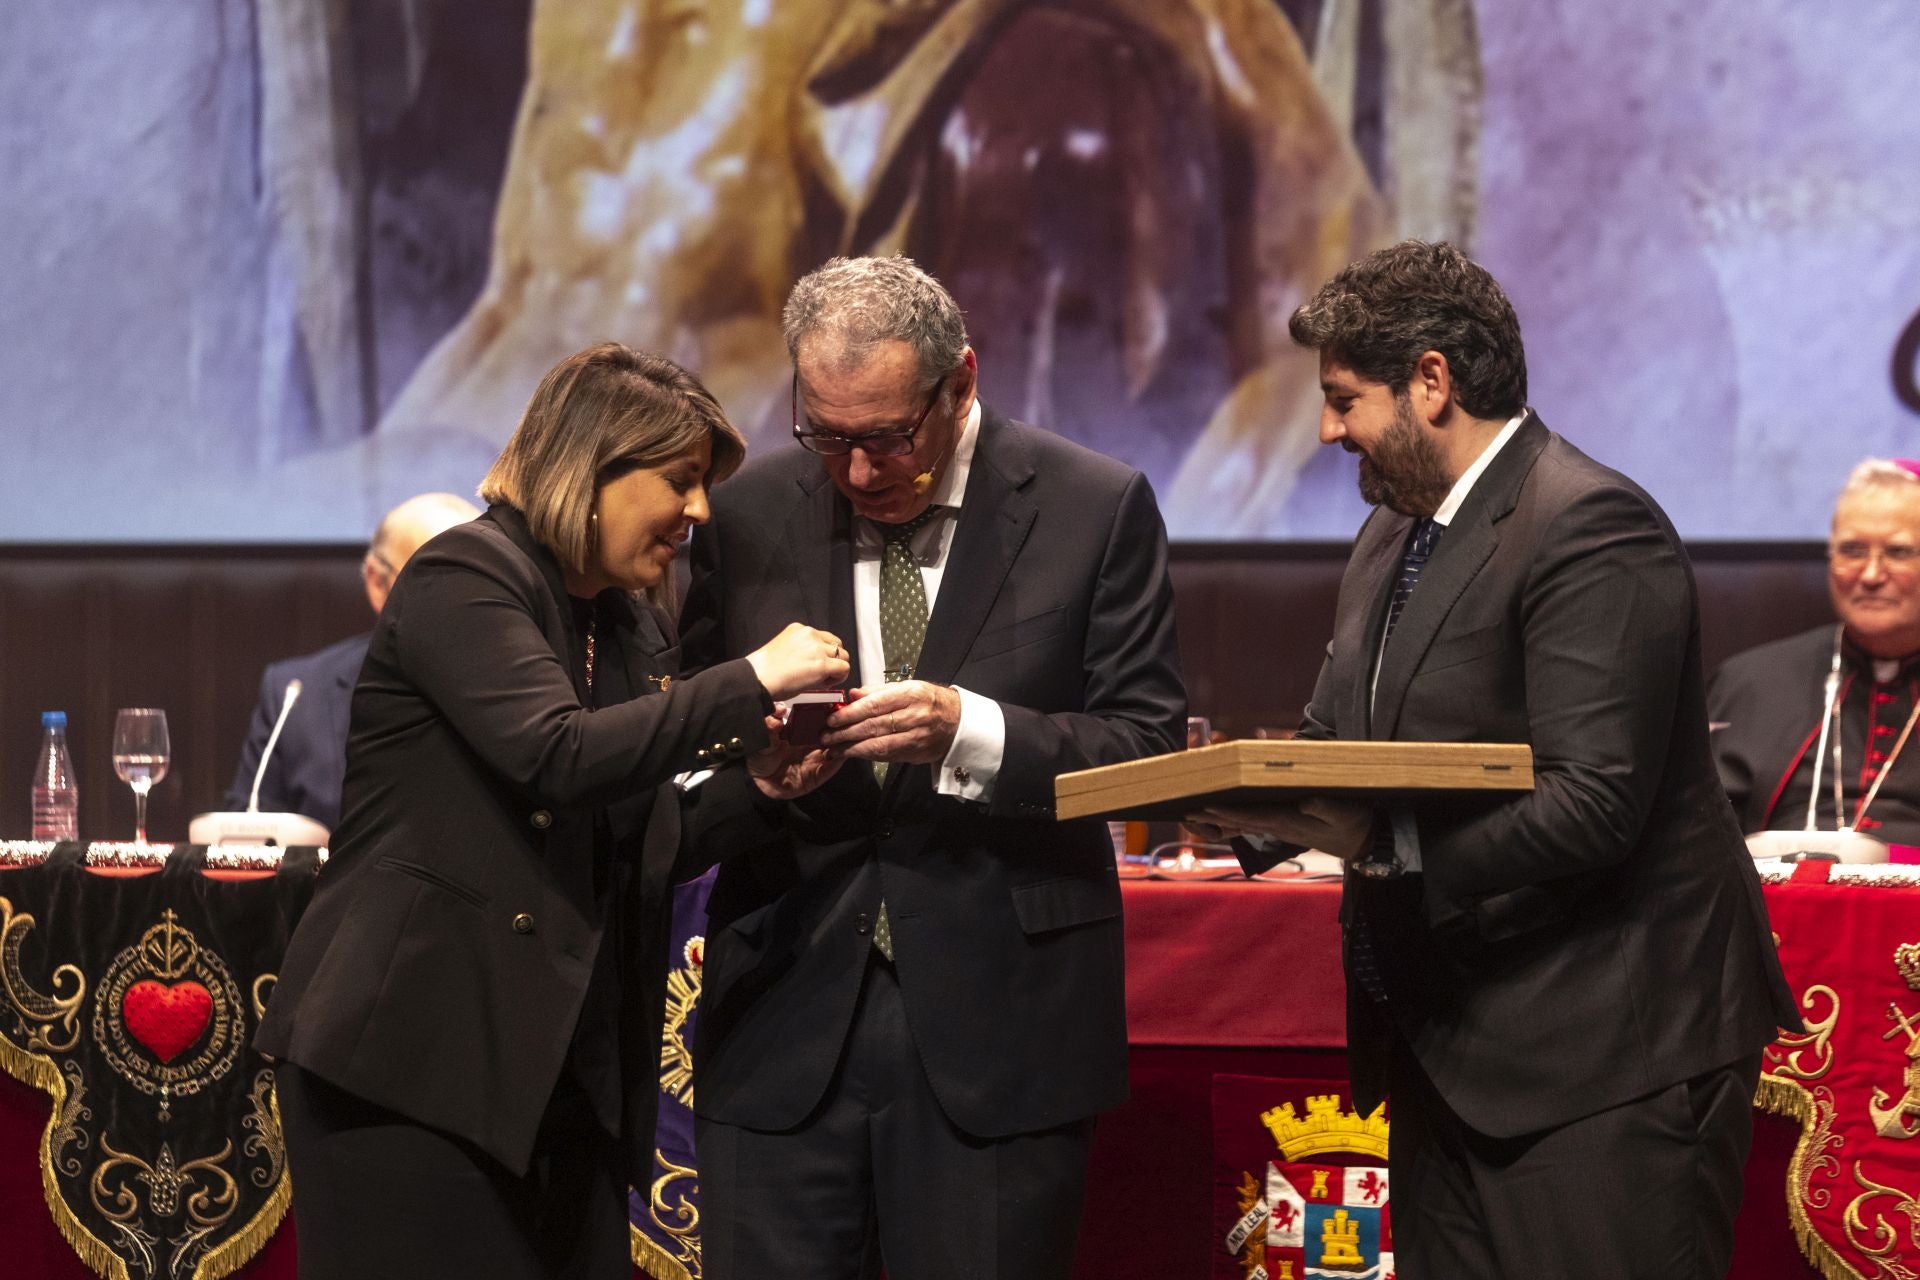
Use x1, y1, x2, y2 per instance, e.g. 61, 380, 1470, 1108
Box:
1390, 807, 1423, 873
937, 686, 1004, 801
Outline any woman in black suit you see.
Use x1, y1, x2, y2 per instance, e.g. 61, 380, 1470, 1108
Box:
255, 344, 849, 1278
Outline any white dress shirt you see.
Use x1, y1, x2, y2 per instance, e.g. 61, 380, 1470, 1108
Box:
851, 397, 1005, 801
1370, 409, 1528, 871
1369, 410, 1528, 707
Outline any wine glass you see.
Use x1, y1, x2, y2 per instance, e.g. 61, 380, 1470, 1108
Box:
113, 708, 171, 846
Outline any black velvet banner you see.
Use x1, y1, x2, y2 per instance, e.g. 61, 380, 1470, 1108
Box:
0, 845, 316, 1280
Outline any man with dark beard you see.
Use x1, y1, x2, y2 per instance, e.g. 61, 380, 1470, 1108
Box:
1190, 241, 1795, 1278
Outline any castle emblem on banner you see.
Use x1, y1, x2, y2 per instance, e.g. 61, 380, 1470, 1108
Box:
1227, 1095, 1394, 1280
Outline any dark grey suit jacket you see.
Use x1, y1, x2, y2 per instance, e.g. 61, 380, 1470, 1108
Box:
1245, 415, 1797, 1138
255, 505, 772, 1175
224, 632, 368, 830
679, 407, 1186, 1138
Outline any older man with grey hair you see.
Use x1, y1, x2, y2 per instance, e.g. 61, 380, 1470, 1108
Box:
680, 255, 1187, 1278
1712, 458, 1920, 848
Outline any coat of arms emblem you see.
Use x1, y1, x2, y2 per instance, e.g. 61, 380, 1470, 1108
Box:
1224, 1091, 1394, 1280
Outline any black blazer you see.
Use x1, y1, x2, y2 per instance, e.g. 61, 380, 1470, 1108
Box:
679, 407, 1186, 1137
254, 505, 772, 1175
224, 632, 369, 830
1245, 416, 1798, 1137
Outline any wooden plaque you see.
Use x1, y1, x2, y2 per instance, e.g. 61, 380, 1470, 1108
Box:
1054, 739, 1534, 821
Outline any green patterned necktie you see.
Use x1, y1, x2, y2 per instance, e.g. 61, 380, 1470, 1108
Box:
877, 507, 939, 692
871, 505, 940, 961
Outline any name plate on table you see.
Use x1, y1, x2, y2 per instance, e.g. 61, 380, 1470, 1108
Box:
1054, 740, 1534, 821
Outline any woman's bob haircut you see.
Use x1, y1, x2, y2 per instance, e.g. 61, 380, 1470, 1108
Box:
479, 342, 745, 606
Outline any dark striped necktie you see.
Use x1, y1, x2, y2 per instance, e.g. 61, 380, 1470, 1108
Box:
1384, 518, 1443, 643
1351, 517, 1445, 994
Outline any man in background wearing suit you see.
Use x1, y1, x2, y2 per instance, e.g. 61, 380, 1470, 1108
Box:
224, 492, 478, 829
1191, 241, 1796, 1278
680, 255, 1185, 1279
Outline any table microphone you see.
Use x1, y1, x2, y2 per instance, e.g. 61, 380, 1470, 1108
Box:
1804, 627, 1844, 832
1748, 625, 1886, 864
188, 678, 332, 849
249, 679, 302, 813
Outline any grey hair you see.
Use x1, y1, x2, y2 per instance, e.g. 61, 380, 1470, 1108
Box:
1837, 458, 1920, 509
782, 256, 969, 393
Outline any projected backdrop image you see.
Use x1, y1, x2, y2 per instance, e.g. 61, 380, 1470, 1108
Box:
4, 0, 1918, 541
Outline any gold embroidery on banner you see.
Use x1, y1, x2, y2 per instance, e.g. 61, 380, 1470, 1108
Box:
1232, 1171, 1268, 1280
1, 894, 87, 1054
1757, 1075, 1860, 1280
91, 911, 244, 1110
628, 1154, 702, 1280
91, 1137, 238, 1228
249, 974, 275, 1023
1801, 1087, 1845, 1214
0, 902, 293, 1280
0, 894, 130, 1280
240, 1071, 284, 1189
1896, 943, 1920, 991
1262, 1094, 1391, 1161
1769, 984, 1841, 1082
50, 1061, 92, 1177
1318, 1209, 1365, 1268
659, 937, 703, 1107
1873, 1003, 1920, 1139
197, 1078, 295, 1280
1844, 1161, 1920, 1278
630, 1228, 695, 1280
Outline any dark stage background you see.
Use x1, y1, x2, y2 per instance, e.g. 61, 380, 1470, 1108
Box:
0, 540, 1831, 843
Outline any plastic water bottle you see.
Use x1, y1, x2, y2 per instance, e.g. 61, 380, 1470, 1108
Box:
31, 711, 79, 841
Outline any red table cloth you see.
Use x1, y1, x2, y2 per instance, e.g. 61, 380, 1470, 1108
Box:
0, 865, 1867, 1279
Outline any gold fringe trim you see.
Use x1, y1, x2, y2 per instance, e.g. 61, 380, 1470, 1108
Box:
0, 1036, 291, 1280
0, 1029, 62, 1096
193, 1079, 293, 1280
630, 1222, 695, 1280
1755, 1072, 1868, 1280
193, 1166, 291, 1280
1, 1035, 131, 1280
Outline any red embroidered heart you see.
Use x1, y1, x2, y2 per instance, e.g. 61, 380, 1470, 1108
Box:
123, 979, 213, 1063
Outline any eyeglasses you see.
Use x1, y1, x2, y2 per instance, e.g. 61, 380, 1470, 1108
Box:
1831, 541, 1920, 568
792, 372, 948, 457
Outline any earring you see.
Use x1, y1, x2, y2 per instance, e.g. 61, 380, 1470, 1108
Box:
588, 509, 599, 548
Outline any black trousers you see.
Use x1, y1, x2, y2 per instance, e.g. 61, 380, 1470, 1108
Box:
277, 1064, 630, 1280
697, 955, 1096, 1280
1387, 1042, 1761, 1279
